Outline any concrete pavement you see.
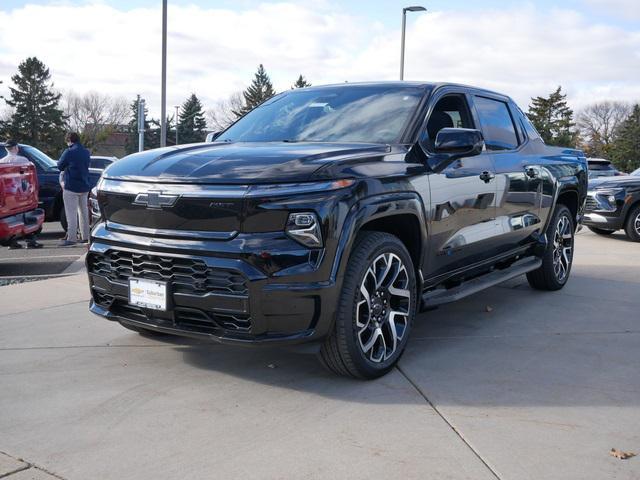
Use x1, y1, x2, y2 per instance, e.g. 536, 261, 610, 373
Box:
0, 223, 86, 286
0, 230, 638, 479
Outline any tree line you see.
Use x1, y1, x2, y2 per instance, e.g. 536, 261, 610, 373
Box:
0, 58, 311, 157
1, 56, 638, 172
527, 86, 639, 171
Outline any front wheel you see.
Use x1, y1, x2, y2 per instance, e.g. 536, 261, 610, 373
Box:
624, 205, 640, 242
318, 232, 417, 379
527, 204, 574, 291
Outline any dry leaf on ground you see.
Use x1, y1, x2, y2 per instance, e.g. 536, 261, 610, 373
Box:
610, 448, 636, 460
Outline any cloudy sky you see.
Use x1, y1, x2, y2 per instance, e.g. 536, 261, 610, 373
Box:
0, 0, 639, 119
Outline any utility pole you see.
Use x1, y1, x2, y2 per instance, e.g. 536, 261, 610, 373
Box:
137, 95, 146, 152
400, 6, 426, 80
160, 0, 168, 147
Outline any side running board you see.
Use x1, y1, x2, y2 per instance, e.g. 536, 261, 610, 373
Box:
421, 257, 542, 308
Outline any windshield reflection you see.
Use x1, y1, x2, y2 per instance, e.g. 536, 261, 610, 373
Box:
217, 86, 425, 144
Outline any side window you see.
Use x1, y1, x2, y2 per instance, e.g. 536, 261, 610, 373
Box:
515, 106, 542, 141
90, 159, 103, 169
474, 96, 519, 151
425, 94, 474, 148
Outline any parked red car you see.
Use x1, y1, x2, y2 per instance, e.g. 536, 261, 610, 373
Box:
0, 161, 45, 245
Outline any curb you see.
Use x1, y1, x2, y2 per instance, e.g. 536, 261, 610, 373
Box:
61, 252, 87, 275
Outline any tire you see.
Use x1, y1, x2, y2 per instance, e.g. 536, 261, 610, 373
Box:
624, 204, 640, 242
318, 231, 417, 379
588, 227, 615, 236
119, 322, 169, 337
527, 204, 575, 291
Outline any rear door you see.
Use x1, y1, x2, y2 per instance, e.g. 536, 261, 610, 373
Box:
424, 90, 499, 280
471, 94, 541, 255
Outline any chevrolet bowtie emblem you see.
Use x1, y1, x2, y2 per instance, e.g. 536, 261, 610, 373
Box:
133, 191, 180, 209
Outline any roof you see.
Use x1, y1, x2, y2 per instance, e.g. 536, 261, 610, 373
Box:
292, 81, 513, 101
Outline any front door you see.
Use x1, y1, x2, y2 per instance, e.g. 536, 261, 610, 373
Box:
423, 93, 498, 281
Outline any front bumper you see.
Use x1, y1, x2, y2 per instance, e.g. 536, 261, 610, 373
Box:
0, 208, 45, 244
87, 223, 340, 346
582, 212, 623, 230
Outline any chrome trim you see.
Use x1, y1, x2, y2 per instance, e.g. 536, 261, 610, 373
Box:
105, 220, 238, 240
99, 178, 354, 198
100, 179, 249, 198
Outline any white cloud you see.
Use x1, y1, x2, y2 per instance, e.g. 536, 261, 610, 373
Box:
584, 0, 640, 20
0, 2, 638, 121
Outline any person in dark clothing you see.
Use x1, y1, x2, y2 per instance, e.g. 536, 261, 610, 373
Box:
57, 132, 91, 247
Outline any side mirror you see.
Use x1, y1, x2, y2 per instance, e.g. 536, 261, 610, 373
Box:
205, 131, 222, 142
427, 128, 484, 172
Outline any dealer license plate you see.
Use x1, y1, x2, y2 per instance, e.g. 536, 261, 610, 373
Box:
128, 278, 168, 311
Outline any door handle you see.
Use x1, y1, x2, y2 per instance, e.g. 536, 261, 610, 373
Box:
479, 171, 495, 183
525, 167, 539, 179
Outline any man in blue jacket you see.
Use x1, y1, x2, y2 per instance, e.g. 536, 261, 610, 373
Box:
57, 132, 91, 247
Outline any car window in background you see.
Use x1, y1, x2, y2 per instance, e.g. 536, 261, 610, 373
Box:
632, 168, 640, 176
216, 86, 425, 144
474, 96, 519, 150
90, 158, 106, 169
20, 146, 58, 170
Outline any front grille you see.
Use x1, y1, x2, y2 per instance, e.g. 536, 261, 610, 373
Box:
100, 296, 252, 333
88, 250, 247, 296
585, 195, 598, 211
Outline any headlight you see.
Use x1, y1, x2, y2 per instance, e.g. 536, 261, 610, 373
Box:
89, 186, 100, 218
594, 188, 624, 211
286, 212, 322, 248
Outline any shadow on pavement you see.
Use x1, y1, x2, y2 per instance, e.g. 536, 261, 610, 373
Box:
160, 267, 640, 407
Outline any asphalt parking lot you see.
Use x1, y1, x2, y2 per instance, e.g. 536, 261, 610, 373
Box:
0, 229, 638, 480
0, 223, 86, 285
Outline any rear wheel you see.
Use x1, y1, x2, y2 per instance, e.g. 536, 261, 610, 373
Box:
624, 205, 640, 242
527, 204, 574, 291
318, 232, 417, 379
588, 226, 615, 236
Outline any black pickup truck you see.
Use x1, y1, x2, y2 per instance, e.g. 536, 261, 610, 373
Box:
87, 82, 587, 378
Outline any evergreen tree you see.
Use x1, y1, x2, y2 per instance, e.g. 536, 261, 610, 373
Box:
527, 86, 576, 147
292, 75, 311, 89
609, 104, 640, 172
125, 96, 154, 154
178, 93, 207, 144
234, 64, 276, 116
1, 57, 66, 156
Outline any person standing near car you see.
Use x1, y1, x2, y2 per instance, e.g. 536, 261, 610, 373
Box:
1, 139, 30, 165
57, 132, 90, 247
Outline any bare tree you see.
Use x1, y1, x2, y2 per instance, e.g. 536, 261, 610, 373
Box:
577, 101, 631, 157
63, 91, 130, 148
206, 92, 244, 131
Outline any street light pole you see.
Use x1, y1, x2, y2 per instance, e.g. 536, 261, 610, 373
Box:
400, 6, 426, 80
160, 0, 168, 147
174, 105, 179, 146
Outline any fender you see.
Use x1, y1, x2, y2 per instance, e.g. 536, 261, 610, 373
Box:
330, 191, 429, 291
544, 177, 584, 232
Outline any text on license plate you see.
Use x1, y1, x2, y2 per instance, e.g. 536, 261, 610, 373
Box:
129, 278, 167, 311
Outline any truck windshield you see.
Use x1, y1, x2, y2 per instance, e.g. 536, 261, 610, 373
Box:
217, 86, 425, 144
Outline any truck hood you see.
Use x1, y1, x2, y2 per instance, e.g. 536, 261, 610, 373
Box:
589, 175, 640, 189
103, 142, 390, 184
